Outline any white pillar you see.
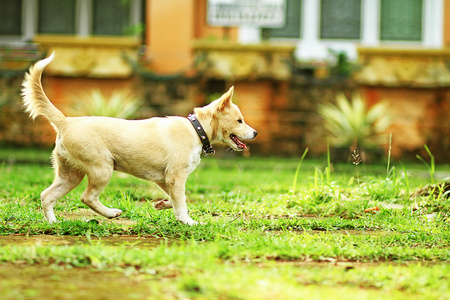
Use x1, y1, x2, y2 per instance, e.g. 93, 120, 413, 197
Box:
238, 26, 261, 44
23, 0, 37, 41
297, 0, 323, 59
361, 0, 379, 47
423, 0, 443, 48
78, 0, 91, 36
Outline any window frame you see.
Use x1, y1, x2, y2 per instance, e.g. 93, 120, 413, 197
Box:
0, 0, 143, 44
266, 0, 431, 44
257, 0, 443, 60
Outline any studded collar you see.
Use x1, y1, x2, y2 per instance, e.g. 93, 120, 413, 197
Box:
187, 114, 215, 156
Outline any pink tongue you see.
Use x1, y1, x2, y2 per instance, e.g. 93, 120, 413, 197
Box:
232, 135, 247, 149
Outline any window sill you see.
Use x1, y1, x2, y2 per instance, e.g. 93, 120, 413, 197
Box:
193, 40, 296, 53
358, 47, 450, 58
34, 35, 141, 48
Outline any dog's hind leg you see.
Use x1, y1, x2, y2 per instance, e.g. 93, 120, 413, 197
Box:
81, 164, 122, 219
41, 160, 85, 223
154, 182, 173, 210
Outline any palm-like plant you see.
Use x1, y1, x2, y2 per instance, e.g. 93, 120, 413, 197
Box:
318, 93, 391, 149
69, 89, 141, 119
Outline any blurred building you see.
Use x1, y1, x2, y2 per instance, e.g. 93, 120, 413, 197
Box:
0, 0, 449, 161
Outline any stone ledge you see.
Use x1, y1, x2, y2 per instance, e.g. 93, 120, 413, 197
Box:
193, 40, 296, 80
33, 35, 141, 78
356, 47, 450, 87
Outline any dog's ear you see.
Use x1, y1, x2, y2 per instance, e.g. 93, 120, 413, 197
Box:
217, 86, 234, 112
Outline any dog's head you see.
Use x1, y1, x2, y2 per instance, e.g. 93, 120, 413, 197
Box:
199, 86, 257, 151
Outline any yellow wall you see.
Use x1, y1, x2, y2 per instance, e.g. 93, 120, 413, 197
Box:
445, 0, 450, 46
146, 0, 195, 73
145, 0, 237, 73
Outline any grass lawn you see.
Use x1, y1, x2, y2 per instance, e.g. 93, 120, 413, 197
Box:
0, 147, 449, 299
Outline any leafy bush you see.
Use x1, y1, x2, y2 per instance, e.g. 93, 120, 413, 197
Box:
69, 89, 141, 119
318, 93, 391, 149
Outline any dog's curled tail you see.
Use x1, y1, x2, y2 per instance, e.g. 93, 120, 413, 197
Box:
22, 52, 66, 130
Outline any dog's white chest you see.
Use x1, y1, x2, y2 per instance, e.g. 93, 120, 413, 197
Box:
187, 145, 202, 174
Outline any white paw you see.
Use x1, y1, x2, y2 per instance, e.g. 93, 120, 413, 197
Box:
44, 213, 57, 224
178, 217, 200, 226
154, 199, 172, 210
46, 217, 58, 224
107, 208, 123, 219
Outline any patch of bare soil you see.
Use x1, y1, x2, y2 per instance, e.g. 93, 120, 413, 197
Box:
61, 208, 136, 226
0, 234, 173, 248
413, 182, 450, 198
0, 264, 157, 300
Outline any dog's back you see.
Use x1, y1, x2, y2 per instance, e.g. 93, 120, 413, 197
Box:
60, 116, 201, 181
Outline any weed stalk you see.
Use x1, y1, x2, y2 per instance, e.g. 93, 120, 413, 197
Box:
386, 132, 392, 177
400, 163, 411, 201
416, 144, 435, 184
352, 149, 362, 184
325, 139, 331, 185
291, 147, 309, 195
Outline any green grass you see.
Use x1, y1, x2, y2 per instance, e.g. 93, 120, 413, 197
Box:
1, 148, 450, 299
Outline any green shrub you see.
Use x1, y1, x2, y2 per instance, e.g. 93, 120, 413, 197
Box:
69, 89, 141, 119
318, 93, 391, 150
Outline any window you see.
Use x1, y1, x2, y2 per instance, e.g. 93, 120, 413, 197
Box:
257, 0, 440, 60
0, 0, 22, 36
267, 0, 302, 39
38, 0, 76, 34
93, 0, 131, 36
380, 0, 423, 41
0, 0, 143, 42
320, 0, 361, 40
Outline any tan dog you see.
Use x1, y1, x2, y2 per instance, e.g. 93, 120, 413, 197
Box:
22, 53, 257, 225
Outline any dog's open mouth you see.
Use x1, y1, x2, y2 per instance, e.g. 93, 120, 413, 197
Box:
230, 134, 247, 149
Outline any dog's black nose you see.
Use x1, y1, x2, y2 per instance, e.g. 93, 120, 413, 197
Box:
253, 131, 258, 138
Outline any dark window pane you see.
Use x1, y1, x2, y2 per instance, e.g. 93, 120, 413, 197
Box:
380, 0, 423, 41
0, 0, 22, 35
93, 0, 130, 36
38, 0, 76, 34
266, 0, 301, 38
320, 0, 361, 40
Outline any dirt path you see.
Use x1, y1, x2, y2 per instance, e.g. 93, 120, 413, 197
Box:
0, 264, 155, 300
0, 234, 172, 248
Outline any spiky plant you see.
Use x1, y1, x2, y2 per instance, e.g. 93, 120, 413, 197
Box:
69, 89, 141, 119
318, 93, 391, 149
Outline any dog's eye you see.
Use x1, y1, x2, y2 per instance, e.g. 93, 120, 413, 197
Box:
237, 119, 243, 124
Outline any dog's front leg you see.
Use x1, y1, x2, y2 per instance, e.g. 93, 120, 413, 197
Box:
163, 175, 198, 225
